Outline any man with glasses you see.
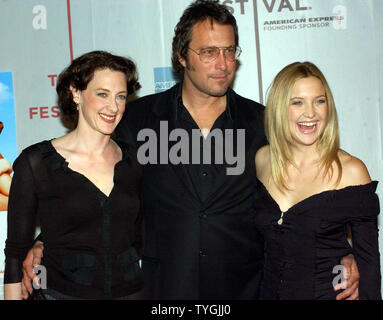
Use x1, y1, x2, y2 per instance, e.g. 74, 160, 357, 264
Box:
117, 0, 267, 299
22, 0, 359, 300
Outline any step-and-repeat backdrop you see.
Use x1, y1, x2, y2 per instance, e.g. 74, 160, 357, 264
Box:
0, 0, 382, 299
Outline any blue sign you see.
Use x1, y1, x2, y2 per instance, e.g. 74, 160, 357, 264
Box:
153, 67, 177, 93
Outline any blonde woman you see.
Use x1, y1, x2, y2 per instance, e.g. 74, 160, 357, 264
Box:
254, 61, 380, 299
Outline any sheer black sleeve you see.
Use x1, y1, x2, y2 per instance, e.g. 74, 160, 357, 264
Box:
350, 184, 381, 299
4, 151, 38, 284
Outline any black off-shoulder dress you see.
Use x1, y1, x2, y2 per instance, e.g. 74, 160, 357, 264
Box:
254, 178, 381, 300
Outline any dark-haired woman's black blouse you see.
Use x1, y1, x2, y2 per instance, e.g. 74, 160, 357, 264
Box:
254, 178, 381, 300
4, 140, 143, 299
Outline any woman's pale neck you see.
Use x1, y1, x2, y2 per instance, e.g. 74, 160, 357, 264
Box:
65, 128, 113, 156
289, 144, 321, 168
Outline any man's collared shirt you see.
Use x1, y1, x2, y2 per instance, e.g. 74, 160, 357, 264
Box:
173, 84, 234, 203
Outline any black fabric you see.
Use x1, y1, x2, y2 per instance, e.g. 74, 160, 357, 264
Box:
4, 140, 144, 299
175, 84, 234, 203
115, 82, 268, 299
29, 286, 144, 300
254, 178, 381, 300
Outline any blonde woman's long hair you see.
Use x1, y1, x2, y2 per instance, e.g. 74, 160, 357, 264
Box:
265, 61, 341, 191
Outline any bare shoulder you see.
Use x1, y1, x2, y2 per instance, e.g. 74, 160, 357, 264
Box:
338, 150, 372, 187
50, 133, 78, 160
51, 134, 71, 150
255, 145, 270, 179
255, 145, 269, 167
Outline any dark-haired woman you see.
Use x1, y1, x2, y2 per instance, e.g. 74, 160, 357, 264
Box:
4, 51, 143, 299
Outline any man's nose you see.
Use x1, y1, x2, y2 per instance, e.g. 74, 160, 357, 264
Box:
215, 49, 228, 70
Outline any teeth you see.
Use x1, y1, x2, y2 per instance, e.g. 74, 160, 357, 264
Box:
100, 114, 115, 120
298, 122, 316, 127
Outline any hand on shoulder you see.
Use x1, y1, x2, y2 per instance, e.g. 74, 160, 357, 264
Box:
338, 150, 372, 187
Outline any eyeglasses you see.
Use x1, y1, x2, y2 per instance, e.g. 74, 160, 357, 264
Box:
188, 45, 242, 63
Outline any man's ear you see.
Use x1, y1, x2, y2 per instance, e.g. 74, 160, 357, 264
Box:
69, 85, 80, 104
177, 53, 186, 68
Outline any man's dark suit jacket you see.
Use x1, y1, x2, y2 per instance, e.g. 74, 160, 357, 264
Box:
115, 83, 267, 299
